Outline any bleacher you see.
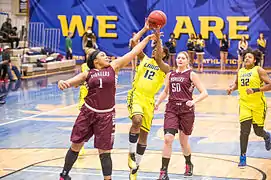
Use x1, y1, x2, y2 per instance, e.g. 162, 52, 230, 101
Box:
1, 41, 76, 78
0, 12, 76, 79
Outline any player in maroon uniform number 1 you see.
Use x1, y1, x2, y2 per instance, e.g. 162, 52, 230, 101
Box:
155, 51, 208, 179
57, 33, 157, 180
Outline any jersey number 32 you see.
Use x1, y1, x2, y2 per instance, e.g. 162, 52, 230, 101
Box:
241, 78, 249, 86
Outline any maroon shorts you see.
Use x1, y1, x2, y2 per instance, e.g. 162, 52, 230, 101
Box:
71, 105, 115, 150
164, 101, 195, 135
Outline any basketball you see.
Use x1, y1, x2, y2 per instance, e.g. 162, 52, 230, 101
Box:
147, 10, 167, 29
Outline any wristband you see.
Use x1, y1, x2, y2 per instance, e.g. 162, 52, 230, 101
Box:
252, 88, 260, 93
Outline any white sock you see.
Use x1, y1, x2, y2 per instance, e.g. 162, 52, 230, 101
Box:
129, 142, 137, 154
136, 153, 143, 166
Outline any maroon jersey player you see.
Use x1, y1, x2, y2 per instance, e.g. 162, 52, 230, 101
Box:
57, 33, 156, 180
155, 51, 208, 179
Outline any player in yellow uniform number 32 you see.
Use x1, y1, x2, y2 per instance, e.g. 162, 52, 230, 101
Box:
227, 48, 271, 168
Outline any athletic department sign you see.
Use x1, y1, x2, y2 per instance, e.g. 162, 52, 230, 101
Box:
29, 0, 271, 67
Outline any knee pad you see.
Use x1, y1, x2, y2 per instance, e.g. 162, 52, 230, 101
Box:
99, 153, 112, 176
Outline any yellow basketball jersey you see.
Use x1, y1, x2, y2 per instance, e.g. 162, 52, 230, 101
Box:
78, 63, 89, 109
257, 39, 266, 48
238, 66, 266, 108
132, 55, 165, 97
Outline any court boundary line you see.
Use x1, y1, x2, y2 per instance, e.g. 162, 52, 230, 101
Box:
0, 151, 267, 179
0, 90, 128, 127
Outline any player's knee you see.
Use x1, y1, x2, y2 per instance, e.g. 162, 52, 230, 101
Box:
132, 115, 142, 129
99, 153, 112, 177
253, 125, 264, 137
164, 135, 175, 146
71, 142, 84, 152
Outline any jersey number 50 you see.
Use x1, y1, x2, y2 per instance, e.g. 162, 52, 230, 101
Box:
172, 83, 181, 92
144, 70, 155, 80
241, 78, 249, 86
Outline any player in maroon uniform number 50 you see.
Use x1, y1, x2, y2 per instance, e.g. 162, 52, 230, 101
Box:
155, 51, 208, 179
57, 33, 157, 180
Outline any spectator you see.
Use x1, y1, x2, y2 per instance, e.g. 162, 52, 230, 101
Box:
2, 46, 21, 81
195, 33, 205, 72
237, 36, 248, 70
220, 34, 230, 71
165, 33, 177, 68
257, 33, 266, 67
187, 33, 196, 67
65, 32, 73, 60
0, 18, 19, 49
82, 27, 98, 51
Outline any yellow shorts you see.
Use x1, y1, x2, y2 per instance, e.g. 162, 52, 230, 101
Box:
127, 90, 155, 133
239, 103, 267, 127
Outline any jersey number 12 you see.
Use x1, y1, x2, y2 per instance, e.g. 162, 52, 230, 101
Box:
144, 70, 155, 80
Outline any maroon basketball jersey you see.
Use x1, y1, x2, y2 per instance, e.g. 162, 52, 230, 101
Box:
84, 66, 116, 110
168, 69, 194, 102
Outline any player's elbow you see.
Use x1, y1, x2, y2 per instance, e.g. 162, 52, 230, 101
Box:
202, 89, 208, 98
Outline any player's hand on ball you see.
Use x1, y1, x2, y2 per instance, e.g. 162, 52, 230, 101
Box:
186, 100, 195, 107
58, 80, 70, 90
144, 19, 151, 30
246, 88, 254, 94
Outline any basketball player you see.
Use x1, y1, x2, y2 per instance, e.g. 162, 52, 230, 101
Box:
77, 49, 94, 156
155, 51, 208, 179
227, 48, 271, 167
58, 33, 157, 180
127, 24, 170, 179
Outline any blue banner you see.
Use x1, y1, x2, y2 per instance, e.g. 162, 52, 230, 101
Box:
29, 0, 271, 67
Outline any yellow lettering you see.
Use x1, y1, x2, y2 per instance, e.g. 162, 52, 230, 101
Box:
58, 15, 94, 36
227, 16, 250, 40
199, 16, 224, 39
173, 16, 196, 39
96, 16, 118, 38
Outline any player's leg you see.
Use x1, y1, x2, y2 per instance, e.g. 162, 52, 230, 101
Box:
129, 129, 147, 179
98, 149, 113, 180
239, 119, 252, 167
224, 52, 228, 70
94, 111, 115, 179
252, 106, 271, 150
179, 111, 194, 177
220, 51, 224, 71
60, 109, 94, 179
130, 99, 153, 179
60, 143, 84, 180
127, 91, 144, 170
158, 109, 179, 180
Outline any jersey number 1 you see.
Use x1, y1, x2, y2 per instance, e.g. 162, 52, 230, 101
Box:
144, 70, 155, 80
99, 78, 103, 88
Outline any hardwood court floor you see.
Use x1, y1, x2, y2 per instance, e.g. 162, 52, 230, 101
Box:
0, 69, 270, 179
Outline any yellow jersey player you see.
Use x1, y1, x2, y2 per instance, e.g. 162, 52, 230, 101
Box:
77, 63, 89, 156
127, 24, 170, 180
227, 48, 271, 168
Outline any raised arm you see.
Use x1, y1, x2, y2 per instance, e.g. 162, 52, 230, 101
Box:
130, 21, 150, 60
187, 72, 208, 106
58, 71, 88, 90
154, 30, 170, 74
111, 34, 155, 72
155, 73, 170, 109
